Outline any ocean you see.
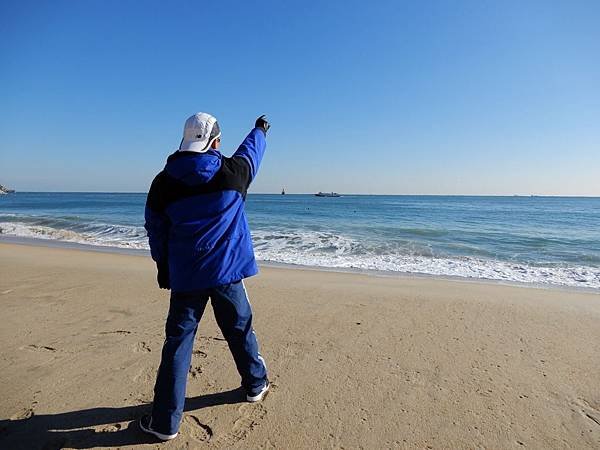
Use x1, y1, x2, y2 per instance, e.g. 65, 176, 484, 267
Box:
1, 192, 599, 290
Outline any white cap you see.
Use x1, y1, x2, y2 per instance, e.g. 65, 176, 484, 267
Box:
178, 112, 221, 153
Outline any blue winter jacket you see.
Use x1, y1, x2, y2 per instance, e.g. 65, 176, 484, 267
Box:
144, 128, 266, 292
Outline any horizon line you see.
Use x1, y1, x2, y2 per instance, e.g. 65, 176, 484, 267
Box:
5, 191, 600, 198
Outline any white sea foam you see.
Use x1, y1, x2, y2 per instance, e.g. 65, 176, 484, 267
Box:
252, 230, 600, 289
0, 222, 148, 249
1, 222, 599, 289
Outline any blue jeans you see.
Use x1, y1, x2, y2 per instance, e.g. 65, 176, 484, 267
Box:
150, 280, 268, 435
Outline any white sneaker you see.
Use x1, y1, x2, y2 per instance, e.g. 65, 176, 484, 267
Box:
246, 380, 270, 402
139, 415, 178, 441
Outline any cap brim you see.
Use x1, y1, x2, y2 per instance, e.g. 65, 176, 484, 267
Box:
179, 138, 210, 153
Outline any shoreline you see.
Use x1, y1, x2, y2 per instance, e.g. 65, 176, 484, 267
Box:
1, 235, 598, 295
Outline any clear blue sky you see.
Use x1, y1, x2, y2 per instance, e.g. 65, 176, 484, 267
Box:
1, 0, 598, 195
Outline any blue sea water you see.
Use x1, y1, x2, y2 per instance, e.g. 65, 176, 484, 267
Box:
1, 192, 599, 289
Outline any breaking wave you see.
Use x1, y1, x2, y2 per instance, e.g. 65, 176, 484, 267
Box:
0, 220, 147, 249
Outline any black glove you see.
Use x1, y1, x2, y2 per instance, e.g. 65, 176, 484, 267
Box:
157, 260, 170, 290
255, 115, 270, 134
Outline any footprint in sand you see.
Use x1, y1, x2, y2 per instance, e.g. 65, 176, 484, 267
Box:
261, 438, 277, 449
183, 415, 212, 442
132, 367, 155, 383
577, 398, 600, 427
214, 402, 268, 446
193, 349, 208, 358
200, 334, 227, 342
25, 344, 57, 352
189, 366, 203, 378
11, 396, 38, 421
10, 407, 35, 420
133, 342, 152, 353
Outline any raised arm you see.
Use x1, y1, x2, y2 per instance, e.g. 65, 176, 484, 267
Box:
232, 115, 270, 181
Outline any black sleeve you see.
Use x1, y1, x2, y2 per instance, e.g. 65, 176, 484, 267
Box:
220, 156, 252, 198
146, 171, 168, 212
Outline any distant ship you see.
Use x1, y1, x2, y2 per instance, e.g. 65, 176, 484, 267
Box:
281, 188, 285, 195
315, 191, 341, 197
0, 184, 15, 194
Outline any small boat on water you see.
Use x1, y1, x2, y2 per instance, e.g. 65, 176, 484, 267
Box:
315, 191, 341, 197
0, 184, 15, 194
281, 188, 285, 195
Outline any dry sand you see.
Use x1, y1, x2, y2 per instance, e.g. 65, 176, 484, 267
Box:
0, 242, 599, 449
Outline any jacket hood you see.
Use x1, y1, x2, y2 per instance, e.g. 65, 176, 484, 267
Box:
164, 150, 222, 185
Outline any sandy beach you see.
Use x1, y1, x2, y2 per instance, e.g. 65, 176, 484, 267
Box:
1, 242, 599, 449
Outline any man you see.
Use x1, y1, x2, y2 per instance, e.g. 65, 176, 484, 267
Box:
140, 113, 270, 441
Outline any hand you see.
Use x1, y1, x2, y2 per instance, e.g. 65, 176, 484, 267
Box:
157, 261, 170, 290
255, 115, 270, 134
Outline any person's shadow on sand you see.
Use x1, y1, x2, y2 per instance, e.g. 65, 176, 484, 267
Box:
0, 388, 245, 449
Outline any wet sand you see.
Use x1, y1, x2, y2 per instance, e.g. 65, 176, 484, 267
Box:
1, 242, 599, 449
